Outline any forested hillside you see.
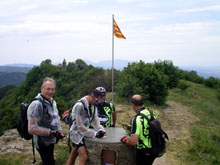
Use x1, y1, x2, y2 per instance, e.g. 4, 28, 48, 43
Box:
1, 58, 220, 136
0, 72, 26, 88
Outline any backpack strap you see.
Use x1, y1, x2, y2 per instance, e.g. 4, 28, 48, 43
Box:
136, 109, 152, 122
33, 97, 50, 118
136, 109, 154, 140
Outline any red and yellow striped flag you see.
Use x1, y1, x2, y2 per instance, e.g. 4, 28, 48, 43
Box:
113, 19, 126, 39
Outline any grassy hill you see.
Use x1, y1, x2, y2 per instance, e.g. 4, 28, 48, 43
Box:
0, 80, 219, 164
167, 80, 220, 164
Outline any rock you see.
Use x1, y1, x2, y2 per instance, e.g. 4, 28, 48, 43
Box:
0, 129, 32, 154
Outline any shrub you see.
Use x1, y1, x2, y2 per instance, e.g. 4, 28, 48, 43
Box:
177, 81, 190, 91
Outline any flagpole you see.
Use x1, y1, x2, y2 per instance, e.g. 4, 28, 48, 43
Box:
112, 14, 114, 104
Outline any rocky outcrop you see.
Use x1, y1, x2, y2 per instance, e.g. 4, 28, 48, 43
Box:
0, 129, 33, 155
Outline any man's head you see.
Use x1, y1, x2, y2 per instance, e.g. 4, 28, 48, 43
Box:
89, 89, 103, 105
96, 87, 106, 103
130, 94, 144, 111
41, 77, 56, 100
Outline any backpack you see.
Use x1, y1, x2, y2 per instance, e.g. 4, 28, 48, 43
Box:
137, 110, 169, 157
62, 108, 72, 125
17, 98, 45, 163
62, 100, 95, 126
61, 101, 79, 126
17, 98, 45, 140
17, 103, 33, 140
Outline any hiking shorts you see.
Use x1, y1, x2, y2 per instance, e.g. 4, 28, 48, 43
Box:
72, 138, 85, 149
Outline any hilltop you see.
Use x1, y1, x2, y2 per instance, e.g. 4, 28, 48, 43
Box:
0, 99, 197, 165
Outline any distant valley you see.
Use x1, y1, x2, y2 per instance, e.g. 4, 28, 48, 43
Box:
0, 65, 32, 88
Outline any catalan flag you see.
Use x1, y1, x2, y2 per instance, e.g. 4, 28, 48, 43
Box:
113, 19, 126, 39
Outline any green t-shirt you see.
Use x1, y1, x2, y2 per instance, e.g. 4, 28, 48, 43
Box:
131, 108, 157, 149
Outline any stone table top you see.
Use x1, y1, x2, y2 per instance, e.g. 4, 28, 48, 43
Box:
85, 127, 128, 144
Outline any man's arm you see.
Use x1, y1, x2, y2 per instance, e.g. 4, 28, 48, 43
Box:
112, 111, 116, 126
75, 103, 98, 138
28, 117, 51, 136
123, 134, 139, 146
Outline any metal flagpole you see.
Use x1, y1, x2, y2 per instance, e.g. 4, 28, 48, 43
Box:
112, 14, 114, 104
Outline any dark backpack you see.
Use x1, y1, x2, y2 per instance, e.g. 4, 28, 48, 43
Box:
17, 98, 45, 140
137, 110, 169, 157
17, 103, 33, 140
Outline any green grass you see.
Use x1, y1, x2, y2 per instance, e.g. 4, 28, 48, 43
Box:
168, 80, 220, 165
0, 143, 70, 165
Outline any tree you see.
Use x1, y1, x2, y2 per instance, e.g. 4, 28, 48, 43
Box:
205, 77, 219, 88
116, 61, 168, 105
154, 60, 180, 88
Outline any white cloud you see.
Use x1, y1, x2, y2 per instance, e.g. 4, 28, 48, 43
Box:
18, 4, 39, 12
175, 5, 220, 13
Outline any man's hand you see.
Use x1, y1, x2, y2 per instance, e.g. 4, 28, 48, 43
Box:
120, 136, 128, 144
95, 130, 105, 138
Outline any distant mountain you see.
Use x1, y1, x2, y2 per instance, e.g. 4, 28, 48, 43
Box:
179, 66, 220, 78
84, 59, 132, 70
0, 66, 32, 73
0, 72, 26, 88
84, 60, 220, 78
5, 63, 35, 68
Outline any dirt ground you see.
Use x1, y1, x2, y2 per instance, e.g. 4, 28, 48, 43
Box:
0, 101, 198, 165
153, 101, 199, 165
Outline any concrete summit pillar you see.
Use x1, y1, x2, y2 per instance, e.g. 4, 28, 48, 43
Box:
85, 128, 136, 165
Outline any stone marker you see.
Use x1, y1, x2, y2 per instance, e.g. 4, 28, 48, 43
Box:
85, 127, 136, 165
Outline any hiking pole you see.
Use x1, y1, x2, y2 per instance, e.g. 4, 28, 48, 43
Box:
32, 138, 36, 164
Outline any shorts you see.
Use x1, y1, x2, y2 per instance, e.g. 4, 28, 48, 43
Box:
72, 138, 85, 149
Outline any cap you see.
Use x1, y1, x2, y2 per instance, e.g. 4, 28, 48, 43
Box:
91, 89, 102, 98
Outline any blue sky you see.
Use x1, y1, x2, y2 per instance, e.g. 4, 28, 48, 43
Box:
0, 0, 220, 67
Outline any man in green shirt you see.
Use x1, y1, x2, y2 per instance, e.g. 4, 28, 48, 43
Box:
120, 94, 157, 165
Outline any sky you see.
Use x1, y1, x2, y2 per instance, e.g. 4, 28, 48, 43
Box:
0, 0, 220, 67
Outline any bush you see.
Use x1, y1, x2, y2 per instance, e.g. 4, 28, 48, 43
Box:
205, 77, 219, 88
177, 81, 190, 91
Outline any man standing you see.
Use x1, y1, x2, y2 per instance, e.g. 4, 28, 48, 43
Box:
120, 94, 157, 165
67, 89, 106, 165
27, 77, 64, 165
95, 87, 116, 127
